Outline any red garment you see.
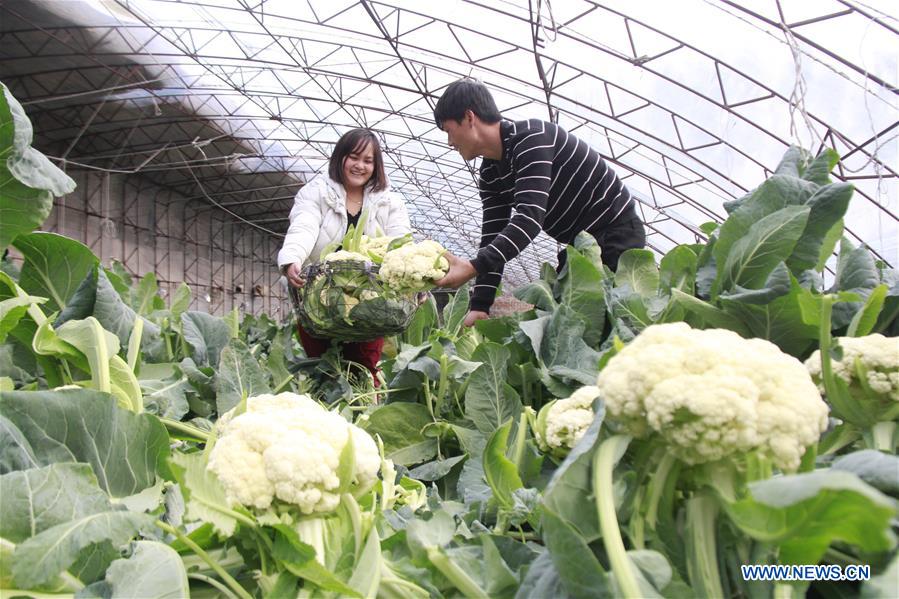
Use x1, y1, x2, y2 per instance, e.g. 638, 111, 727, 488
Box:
296, 324, 384, 385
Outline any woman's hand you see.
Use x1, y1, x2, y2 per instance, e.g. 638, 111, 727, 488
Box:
286, 263, 306, 288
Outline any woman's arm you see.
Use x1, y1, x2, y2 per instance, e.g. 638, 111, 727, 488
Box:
277, 178, 326, 271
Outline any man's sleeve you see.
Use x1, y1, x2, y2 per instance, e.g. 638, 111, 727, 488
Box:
470, 123, 555, 275
469, 168, 512, 313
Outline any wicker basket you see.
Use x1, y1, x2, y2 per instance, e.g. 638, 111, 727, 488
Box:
291, 260, 418, 341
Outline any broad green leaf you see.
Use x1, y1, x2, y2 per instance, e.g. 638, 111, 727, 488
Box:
604, 283, 653, 333
0, 414, 39, 473
786, 182, 853, 273
12, 232, 99, 313
720, 280, 819, 357
54, 265, 99, 325
140, 373, 190, 420
181, 311, 231, 367
717, 174, 816, 244
271, 523, 362, 597
558, 246, 605, 345
516, 551, 571, 599
483, 421, 523, 509
215, 339, 271, 414
515, 280, 556, 311
719, 205, 809, 293
0, 84, 75, 248
480, 536, 519, 595
347, 529, 382, 598
56, 317, 119, 396
104, 541, 189, 599
726, 470, 898, 565
0, 463, 110, 543
668, 289, 750, 336
457, 455, 492, 506
406, 509, 456, 554
170, 451, 240, 536
614, 250, 659, 297
717, 261, 791, 305
542, 414, 604, 542
465, 343, 522, 435
658, 246, 698, 296
169, 283, 191, 317
408, 455, 467, 482
540, 305, 602, 388
541, 508, 612, 599
772, 146, 807, 178
517, 314, 550, 356
403, 295, 438, 346
443, 283, 471, 338
10, 510, 154, 589
360, 402, 436, 466
0, 389, 169, 497
831, 450, 899, 496
830, 238, 880, 328
131, 273, 159, 316
816, 218, 844, 272
847, 283, 888, 337
94, 270, 162, 352
0, 293, 45, 343
801, 148, 840, 185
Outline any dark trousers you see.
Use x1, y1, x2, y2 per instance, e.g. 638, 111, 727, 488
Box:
296, 324, 385, 385
557, 214, 646, 272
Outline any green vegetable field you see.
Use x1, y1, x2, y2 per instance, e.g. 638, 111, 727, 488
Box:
2, 63, 898, 599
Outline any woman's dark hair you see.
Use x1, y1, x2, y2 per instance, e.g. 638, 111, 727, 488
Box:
328, 128, 387, 192
433, 78, 502, 129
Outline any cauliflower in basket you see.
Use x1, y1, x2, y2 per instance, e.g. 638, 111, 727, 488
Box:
207, 392, 381, 514
378, 240, 449, 293
596, 322, 829, 471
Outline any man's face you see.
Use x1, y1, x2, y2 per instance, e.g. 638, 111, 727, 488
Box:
442, 115, 475, 161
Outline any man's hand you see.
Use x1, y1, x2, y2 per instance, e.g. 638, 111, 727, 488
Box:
286, 263, 306, 288
434, 252, 478, 289
463, 310, 489, 327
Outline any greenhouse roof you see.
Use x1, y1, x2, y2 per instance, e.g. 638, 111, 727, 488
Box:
1, 0, 895, 286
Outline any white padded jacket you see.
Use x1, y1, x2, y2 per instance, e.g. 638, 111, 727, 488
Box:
277, 175, 412, 271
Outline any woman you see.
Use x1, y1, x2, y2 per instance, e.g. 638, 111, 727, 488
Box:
277, 128, 411, 383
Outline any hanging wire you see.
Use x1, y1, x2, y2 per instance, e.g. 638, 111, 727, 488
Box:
775, 0, 823, 158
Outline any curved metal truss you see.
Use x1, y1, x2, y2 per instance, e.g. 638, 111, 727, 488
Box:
1, 0, 896, 289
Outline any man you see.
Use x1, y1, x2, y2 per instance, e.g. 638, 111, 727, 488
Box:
433, 78, 646, 326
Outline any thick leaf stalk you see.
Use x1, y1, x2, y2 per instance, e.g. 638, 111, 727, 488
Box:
685, 492, 725, 599
593, 434, 642, 598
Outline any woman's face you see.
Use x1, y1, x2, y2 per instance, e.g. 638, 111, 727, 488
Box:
342, 141, 375, 192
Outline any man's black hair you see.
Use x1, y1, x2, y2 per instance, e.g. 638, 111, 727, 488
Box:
433, 78, 502, 129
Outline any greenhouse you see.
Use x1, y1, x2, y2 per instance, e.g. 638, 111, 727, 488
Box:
0, 0, 897, 597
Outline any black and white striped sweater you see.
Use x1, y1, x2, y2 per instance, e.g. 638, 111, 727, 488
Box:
469, 119, 634, 312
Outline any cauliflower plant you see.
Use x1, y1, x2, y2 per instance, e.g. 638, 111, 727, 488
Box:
533, 386, 599, 457
378, 240, 449, 293
207, 392, 381, 514
595, 322, 828, 471
804, 333, 898, 450
805, 333, 898, 406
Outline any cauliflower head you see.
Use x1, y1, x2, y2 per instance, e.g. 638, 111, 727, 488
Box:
207, 392, 381, 514
322, 249, 370, 264
378, 240, 449, 293
804, 333, 898, 426
360, 234, 410, 263
595, 322, 828, 471
534, 386, 599, 456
